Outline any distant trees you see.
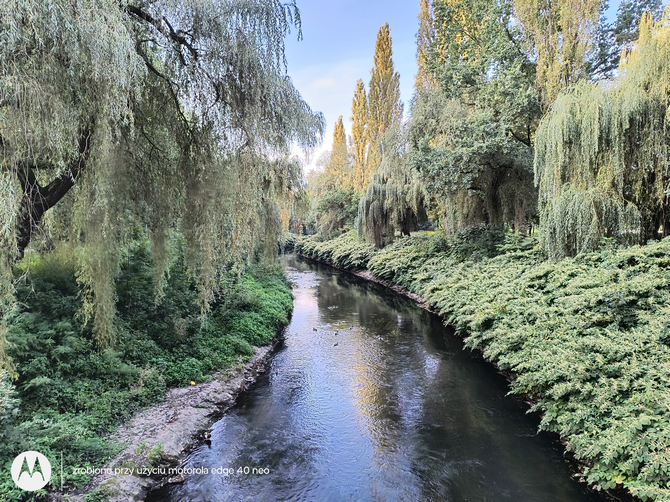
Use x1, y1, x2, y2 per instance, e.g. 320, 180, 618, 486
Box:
308, 117, 358, 238
308, 0, 669, 263
309, 22, 425, 247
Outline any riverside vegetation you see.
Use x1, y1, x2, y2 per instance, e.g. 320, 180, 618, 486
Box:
295, 3, 670, 500
0, 240, 292, 500
297, 229, 670, 500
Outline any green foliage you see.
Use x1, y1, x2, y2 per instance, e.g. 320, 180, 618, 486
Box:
146, 442, 165, 466
295, 231, 375, 271
315, 187, 361, 239
312, 228, 670, 499
279, 232, 298, 254
0, 0, 324, 355
535, 10, 670, 258
84, 484, 117, 502
0, 243, 292, 499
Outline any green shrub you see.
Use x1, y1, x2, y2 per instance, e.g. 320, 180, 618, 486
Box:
296, 231, 375, 270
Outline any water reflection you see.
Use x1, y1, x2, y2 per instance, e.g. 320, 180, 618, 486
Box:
150, 255, 600, 502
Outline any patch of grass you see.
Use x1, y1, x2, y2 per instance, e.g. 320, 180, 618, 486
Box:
146, 442, 164, 466
84, 484, 117, 502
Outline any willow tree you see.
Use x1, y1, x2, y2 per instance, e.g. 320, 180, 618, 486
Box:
535, 9, 670, 259
0, 0, 324, 358
410, 0, 541, 235
514, 0, 601, 105
350, 80, 369, 192
366, 24, 402, 177
357, 123, 427, 248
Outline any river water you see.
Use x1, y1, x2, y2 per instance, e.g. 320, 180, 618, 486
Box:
150, 255, 599, 501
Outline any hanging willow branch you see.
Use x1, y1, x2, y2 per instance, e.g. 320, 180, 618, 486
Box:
534, 8, 670, 259
0, 0, 324, 355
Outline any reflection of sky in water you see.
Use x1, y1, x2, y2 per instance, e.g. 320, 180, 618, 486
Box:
152, 257, 602, 502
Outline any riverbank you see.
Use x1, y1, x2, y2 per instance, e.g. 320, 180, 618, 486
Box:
296, 230, 670, 502
0, 243, 293, 501
53, 340, 280, 502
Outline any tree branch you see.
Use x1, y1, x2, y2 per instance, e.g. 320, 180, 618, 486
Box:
125, 5, 198, 63
14, 128, 93, 258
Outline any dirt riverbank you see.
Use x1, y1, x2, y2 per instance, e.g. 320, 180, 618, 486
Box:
49, 339, 280, 502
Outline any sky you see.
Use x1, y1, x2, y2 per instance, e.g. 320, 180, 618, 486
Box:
284, 0, 422, 172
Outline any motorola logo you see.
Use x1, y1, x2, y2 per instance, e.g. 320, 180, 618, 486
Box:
11, 451, 51, 491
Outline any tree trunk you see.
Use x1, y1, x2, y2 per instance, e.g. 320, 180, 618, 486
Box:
14, 129, 92, 259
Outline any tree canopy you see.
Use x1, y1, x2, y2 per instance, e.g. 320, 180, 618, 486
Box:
410, 0, 541, 234
0, 0, 324, 358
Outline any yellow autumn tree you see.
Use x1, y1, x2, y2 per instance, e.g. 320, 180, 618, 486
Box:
367, 23, 402, 177
350, 80, 369, 192
514, 0, 601, 105
327, 116, 353, 187
416, 0, 437, 91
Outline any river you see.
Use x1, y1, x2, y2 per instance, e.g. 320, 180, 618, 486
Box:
148, 255, 600, 501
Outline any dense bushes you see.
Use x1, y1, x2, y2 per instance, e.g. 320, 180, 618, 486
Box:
0, 242, 292, 500
295, 231, 375, 270
302, 229, 670, 501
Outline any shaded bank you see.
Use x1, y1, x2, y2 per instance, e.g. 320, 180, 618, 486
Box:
1, 244, 293, 501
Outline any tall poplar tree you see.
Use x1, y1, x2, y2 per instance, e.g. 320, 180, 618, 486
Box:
415, 0, 438, 91
367, 24, 402, 175
328, 116, 352, 186
350, 80, 369, 192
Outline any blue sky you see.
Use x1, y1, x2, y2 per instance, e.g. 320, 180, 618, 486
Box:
285, 0, 623, 171
285, 0, 421, 170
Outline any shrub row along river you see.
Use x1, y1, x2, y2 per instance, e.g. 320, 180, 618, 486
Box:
148, 255, 600, 501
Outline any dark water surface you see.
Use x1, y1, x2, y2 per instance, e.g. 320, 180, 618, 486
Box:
151, 255, 599, 502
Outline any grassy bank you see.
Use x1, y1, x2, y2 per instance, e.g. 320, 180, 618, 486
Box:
297, 229, 670, 501
0, 242, 292, 500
